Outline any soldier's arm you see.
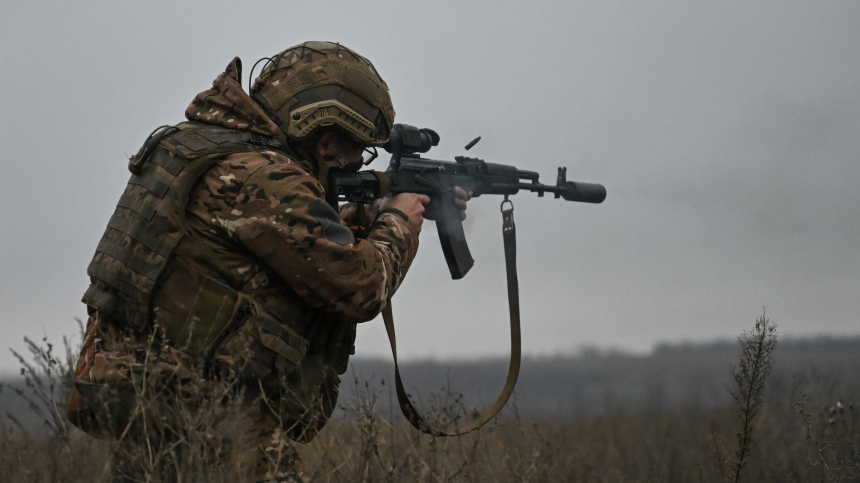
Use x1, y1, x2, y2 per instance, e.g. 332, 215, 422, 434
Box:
229, 162, 419, 322
338, 201, 381, 236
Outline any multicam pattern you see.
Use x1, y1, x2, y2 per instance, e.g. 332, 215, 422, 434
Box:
186, 57, 283, 138
250, 41, 395, 144
188, 150, 416, 321
69, 55, 416, 478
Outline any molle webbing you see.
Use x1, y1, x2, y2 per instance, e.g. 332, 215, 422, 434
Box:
95, 238, 161, 281
256, 315, 307, 368
243, 302, 308, 375
128, 174, 170, 197
82, 122, 283, 330
117, 194, 156, 221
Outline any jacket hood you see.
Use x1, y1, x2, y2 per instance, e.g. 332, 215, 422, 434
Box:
185, 57, 284, 138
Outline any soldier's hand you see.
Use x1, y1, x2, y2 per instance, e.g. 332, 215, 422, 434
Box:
382, 193, 431, 234
452, 186, 472, 221
424, 186, 472, 222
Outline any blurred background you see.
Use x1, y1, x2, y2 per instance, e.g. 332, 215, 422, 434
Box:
1, 0, 859, 376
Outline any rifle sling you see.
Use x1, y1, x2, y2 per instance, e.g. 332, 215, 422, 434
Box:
382, 200, 521, 436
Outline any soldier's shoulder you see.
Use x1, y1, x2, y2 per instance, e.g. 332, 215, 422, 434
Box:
190, 149, 313, 212
218, 149, 310, 180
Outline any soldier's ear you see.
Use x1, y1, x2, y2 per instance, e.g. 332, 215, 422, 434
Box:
315, 131, 338, 157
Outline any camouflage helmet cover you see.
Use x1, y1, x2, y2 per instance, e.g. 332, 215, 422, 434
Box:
251, 41, 395, 145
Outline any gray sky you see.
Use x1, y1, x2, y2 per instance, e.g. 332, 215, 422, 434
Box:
1, 0, 859, 374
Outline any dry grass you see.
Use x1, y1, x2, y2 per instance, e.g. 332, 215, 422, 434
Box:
2, 402, 856, 482
299, 391, 857, 482
1, 317, 857, 482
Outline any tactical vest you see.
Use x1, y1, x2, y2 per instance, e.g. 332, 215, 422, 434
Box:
82, 121, 307, 369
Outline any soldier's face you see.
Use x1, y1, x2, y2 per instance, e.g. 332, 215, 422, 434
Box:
315, 130, 366, 168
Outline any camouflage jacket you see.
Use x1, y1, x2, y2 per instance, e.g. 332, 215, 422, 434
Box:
69, 58, 418, 440
182, 57, 417, 324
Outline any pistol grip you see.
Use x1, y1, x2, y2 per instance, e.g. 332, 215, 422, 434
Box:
432, 193, 474, 279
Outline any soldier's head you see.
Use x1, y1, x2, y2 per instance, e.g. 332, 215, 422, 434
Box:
250, 41, 394, 172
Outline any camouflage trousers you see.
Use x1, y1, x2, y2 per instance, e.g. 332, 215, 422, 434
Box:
69, 312, 309, 482
104, 385, 306, 483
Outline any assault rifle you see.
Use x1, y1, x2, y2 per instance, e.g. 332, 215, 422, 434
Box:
329, 123, 606, 279
330, 123, 606, 436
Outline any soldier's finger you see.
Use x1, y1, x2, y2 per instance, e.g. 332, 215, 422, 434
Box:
412, 215, 424, 234
452, 186, 472, 202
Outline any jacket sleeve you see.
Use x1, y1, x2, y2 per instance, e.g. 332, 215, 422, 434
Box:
227, 162, 419, 322
339, 200, 382, 228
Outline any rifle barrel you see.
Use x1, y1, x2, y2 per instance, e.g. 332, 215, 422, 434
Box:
519, 181, 606, 203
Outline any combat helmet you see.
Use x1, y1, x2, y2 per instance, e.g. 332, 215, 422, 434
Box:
250, 41, 394, 146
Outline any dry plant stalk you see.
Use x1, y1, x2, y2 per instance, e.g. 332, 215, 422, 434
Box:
728, 313, 777, 482
794, 394, 859, 482
8, 319, 860, 482
1, 321, 285, 482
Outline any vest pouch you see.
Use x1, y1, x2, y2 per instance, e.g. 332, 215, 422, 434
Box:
217, 300, 308, 381
276, 353, 339, 443
307, 318, 356, 375
214, 304, 334, 443
164, 277, 245, 360
73, 380, 136, 439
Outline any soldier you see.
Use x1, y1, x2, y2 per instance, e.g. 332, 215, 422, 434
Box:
66, 41, 468, 482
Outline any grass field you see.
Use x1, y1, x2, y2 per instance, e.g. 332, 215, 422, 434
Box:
1, 401, 856, 481
1, 319, 857, 482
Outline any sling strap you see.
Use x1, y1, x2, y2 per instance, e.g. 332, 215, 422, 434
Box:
382, 197, 521, 436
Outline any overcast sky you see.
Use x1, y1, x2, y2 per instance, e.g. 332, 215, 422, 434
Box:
1, 1, 858, 374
